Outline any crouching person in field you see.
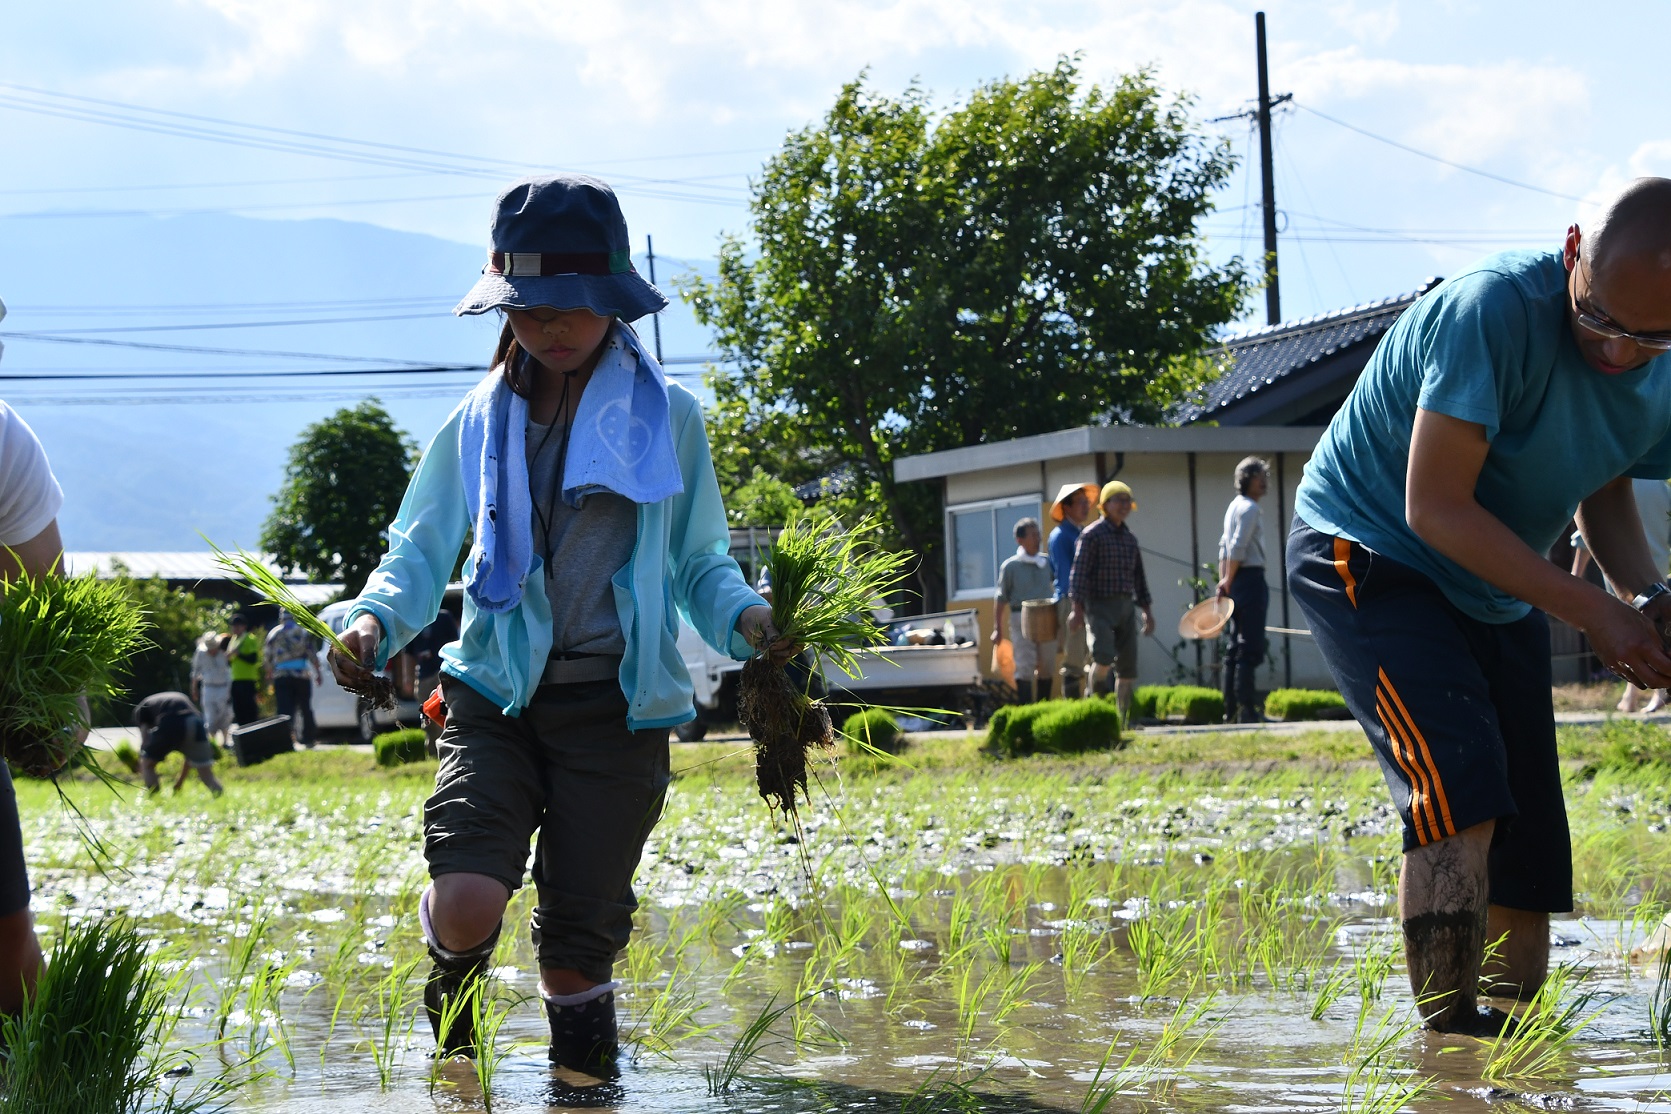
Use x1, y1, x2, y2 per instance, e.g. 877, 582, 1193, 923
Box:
133, 691, 223, 797
328, 175, 778, 1083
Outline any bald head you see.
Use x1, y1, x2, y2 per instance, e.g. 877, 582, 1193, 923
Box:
1583, 177, 1671, 272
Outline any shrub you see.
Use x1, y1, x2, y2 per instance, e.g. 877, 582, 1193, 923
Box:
1031, 701, 1123, 754
111, 738, 141, 774
373, 728, 428, 767
1264, 688, 1349, 721
985, 702, 1056, 758
988, 699, 1122, 758
1130, 686, 1169, 721
1161, 686, 1224, 724
841, 708, 905, 755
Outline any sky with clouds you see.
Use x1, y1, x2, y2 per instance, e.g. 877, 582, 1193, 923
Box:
3, 0, 1666, 328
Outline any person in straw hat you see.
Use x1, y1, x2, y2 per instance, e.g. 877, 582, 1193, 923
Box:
1068, 480, 1154, 722
1048, 482, 1098, 697
1215, 456, 1270, 724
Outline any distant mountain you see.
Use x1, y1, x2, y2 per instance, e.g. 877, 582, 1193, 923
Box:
0, 212, 720, 551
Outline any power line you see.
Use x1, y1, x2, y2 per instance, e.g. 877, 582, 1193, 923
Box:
0, 85, 749, 206
0, 171, 427, 195
7, 296, 454, 315
16, 312, 449, 336
1291, 101, 1592, 204
0, 331, 468, 365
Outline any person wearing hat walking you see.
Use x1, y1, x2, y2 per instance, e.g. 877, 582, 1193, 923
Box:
1048, 482, 1097, 698
328, 175, 780, 1083
1216, 457, 1270, 723
1068, 481, 1154, 723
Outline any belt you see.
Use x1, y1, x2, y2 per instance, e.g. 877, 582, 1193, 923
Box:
540, 652, 623, 686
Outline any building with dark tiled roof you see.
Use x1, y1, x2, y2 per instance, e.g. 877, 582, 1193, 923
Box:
1176, 278, 1442, 427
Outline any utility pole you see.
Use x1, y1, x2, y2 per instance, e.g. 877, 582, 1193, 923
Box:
1256, 11, 1282, 326
645, 234, 664, 362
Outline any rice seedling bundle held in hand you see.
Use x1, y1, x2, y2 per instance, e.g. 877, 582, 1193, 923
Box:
739, 516, 912, 815
210, 542, 397, 709
0, 566, 146, 778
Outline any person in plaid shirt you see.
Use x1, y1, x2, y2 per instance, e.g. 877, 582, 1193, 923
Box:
1068, 481, 1154, 721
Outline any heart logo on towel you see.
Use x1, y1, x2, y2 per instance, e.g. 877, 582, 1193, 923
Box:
595, 398, 652, 467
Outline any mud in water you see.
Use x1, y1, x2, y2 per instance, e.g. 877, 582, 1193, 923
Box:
17, 748, 1671, 1111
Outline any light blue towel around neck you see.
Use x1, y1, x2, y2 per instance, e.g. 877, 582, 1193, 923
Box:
562, 325, 683, 508
458, 371, 533, 614
457, 323, 682, 615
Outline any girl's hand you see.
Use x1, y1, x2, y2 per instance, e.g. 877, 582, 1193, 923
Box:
737, 604, 798, 664
330, 614, 383, 688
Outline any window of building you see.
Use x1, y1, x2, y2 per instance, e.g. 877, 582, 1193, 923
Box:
946, 495, 1041, 598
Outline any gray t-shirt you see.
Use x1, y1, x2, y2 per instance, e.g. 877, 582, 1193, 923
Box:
526, 417, 637, 654
1218, 494, 1265, 568
996, 552, 1056, 611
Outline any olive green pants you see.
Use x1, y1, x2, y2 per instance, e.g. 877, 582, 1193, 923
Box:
424, 675, 671, 983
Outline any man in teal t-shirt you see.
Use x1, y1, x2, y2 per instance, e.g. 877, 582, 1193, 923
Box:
1289, 178, 1671, 1035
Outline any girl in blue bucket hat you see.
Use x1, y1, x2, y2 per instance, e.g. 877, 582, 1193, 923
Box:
329, 174, 782, 1082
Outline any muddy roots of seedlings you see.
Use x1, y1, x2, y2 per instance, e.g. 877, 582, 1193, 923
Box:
341, 672, 399, 711
738, 655, 834, 814
0, 726, 83, 779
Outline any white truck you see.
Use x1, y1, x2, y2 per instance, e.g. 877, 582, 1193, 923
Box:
674, 608, 985, 741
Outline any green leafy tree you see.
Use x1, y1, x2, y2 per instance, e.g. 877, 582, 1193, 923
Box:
682, 60, 1249, 607
726, 466, 804, 527
261, 401, 417, 598
92, 563, 231, 723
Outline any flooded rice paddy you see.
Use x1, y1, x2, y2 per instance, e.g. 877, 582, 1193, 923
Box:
20, 724, 1671, 1112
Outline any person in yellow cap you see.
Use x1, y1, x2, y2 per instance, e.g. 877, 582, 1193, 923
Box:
1048, 482, 1098, 697
1068, 481, 1154, 722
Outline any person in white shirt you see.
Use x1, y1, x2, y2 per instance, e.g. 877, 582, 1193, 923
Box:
0, 398, 76, 1014
1215, 456, 1269, 723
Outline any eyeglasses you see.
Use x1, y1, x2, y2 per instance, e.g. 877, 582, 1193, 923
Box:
1573, 256, 1671, 352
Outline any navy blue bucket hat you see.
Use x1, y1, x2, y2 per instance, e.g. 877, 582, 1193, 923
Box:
454, 174, 669, 321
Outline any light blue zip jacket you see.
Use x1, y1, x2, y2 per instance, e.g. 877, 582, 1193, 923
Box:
346, 380, 765, 729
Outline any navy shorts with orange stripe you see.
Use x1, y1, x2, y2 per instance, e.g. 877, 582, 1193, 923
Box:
1287, 521, 1572, 913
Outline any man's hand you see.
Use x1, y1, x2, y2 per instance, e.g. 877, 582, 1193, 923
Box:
1585, 595, 1671, 691
1140, 608, 1155, 637
329, 614, 383, 689
1069, 602, 1085, 629
1214, 577, 1232, 598
736, 604, 797, 664
990, 608, 1005, 643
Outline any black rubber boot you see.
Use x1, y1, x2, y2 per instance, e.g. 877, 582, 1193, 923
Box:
1015, 679, 1034, 704
424, 924, 501, 1059
547, 991, 621, 1079
1037, 678, 1053, 701
1237, 703, 1263, 724
1060, 674, 1081, 699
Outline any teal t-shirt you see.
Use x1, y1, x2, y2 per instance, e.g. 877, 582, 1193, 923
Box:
1295, 249, 1671, 624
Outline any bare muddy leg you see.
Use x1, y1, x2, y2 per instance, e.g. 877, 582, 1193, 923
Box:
1400, 819, 1513, 1034
1480, 905, 1549, 1000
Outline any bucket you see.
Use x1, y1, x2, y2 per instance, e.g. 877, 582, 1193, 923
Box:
1019, 598, 1059, 642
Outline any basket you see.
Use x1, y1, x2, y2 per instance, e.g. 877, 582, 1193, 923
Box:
1178, 596, 1234, 640
1019, 598, 1059, 642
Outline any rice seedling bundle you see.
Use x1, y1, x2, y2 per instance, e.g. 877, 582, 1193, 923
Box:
739, 517, 912, 815
210, 543, 396, 709
0, 567, 146, 777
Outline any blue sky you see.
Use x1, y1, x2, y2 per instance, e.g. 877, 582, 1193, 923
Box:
0, 1, 1667, 548
3, 1, 1664, 319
